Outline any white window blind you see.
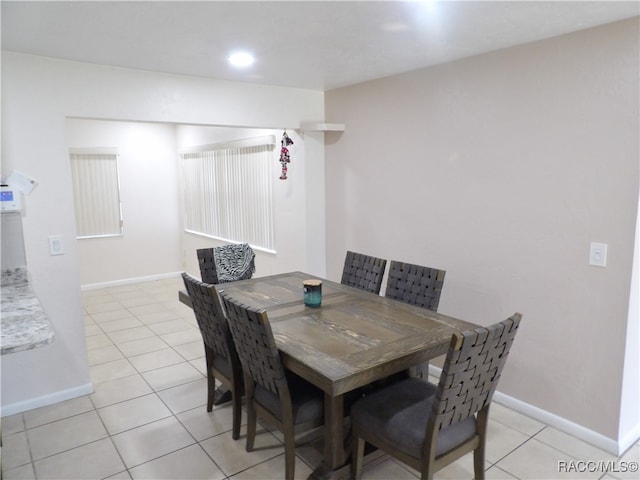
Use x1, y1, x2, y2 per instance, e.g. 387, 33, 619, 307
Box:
69, 149, 123, 239
181, 136, 275, 251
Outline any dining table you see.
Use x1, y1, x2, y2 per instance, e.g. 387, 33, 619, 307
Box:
179, 271, 479, 479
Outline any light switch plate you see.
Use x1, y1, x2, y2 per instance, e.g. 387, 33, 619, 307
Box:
49, 235, 64, 256
589, 242, 607, 267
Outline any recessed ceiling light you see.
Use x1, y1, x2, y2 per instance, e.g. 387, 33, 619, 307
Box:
383, 22, 410, 32
228, 51, 255, 68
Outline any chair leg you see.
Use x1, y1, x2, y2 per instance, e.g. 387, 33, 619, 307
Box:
246, 400, 257, 452
351, 433, 365, 480
283, 426, 296, 480
474, 406, 489, 480
421, 468, 434, 480
473, 445, 485, 480
231, 391, 242, 440
206, 373, 215, 412
421, 450, 435, 480
204, 348, 215, 412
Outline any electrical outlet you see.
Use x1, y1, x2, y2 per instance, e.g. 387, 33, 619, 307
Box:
589, 242, 607, 267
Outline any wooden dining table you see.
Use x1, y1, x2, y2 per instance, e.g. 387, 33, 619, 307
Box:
179, 271, 478, 479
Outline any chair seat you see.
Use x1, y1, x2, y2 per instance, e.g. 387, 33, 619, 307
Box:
351, 378, 476, 459
254, 373, 324, 424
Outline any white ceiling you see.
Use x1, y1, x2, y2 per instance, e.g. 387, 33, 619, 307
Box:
2, 1, 638, 91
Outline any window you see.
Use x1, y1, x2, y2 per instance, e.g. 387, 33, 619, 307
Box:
69, 149, 123, 238
181, 135, 276, 252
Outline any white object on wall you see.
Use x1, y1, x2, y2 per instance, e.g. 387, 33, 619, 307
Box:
6, 170, 38, 195
1, 170, 39, 212
589, 242, 608, 267
1, 185, 21, 212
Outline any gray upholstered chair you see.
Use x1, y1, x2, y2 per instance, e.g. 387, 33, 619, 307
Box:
385, 260, 445, 312
197, 243, 255, 285
181, 273, 243, 440
385, 260, 446, 379
341, 250, 387, 295
219, 291, 325, 480
351, 314, 522, 480
196, 244, 255, 404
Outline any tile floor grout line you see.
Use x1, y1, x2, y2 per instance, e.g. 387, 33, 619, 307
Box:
486, 432, 539, 472
103, 294, 231, 478
91, 406, 130, 480
198, 447, 232, 480
29, 434, 111, 467
531, 426, 624, 463
489, 416, 547, 440
487, 462, 524, 480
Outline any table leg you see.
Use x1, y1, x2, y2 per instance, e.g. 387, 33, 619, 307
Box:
213, 385, 232, 405
309, 393, 348, 480
309, 400, 388, 480
323, 393, 346, 469
409, 361, 430, 380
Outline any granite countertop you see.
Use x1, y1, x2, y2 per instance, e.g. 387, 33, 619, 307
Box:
1, 267, 54, 355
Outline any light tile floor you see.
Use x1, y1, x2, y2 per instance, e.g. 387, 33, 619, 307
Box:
2, 276, 638, 479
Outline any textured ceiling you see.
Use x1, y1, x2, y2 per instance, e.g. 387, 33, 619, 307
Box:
2, 1, 638, 91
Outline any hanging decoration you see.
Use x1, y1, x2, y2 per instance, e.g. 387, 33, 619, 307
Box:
279, 130, 294, 180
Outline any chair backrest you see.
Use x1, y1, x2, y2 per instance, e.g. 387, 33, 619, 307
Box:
430, 313, 521, 431
197, 248, 220, 284
182, 272, 237, 363
219, 291, 289, 398
341, 250, 387, 295
385, 261, 445, 312
197, 243, 256, 285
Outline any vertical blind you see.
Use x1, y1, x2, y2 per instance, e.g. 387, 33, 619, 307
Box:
182, 138, 275, 251
69, 151, 123, 238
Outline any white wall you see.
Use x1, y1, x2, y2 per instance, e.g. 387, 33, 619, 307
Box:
175, 125, 319, 280
65, 121, 321, 287
325, 18, 639, 450
1, 53, 324, 415
67, 119, 182, 286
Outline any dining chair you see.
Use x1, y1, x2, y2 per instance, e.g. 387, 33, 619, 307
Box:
351, 313, 522, 480
341, 250, 387, 295
197, 242, 256, 285
385, 260, 446, 312
384, 260, 446, 379
181, 272, 243, 440
219, 291, 325, 480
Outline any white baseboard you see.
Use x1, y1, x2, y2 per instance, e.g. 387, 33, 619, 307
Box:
428, 365, 636, 456
81, 272, 182, 291
618, 424, 640, 455
1, 383, 94, 417
491, 390, 622, 455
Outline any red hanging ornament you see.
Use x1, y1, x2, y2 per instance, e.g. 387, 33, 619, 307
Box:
279, 130, 293, 180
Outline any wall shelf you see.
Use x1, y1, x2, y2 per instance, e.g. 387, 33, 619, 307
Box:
300, 122, 345, 132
